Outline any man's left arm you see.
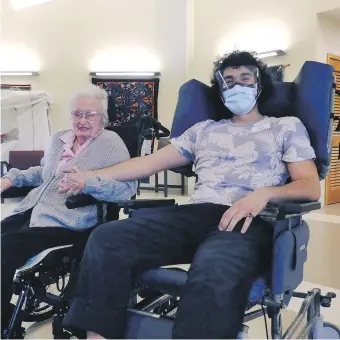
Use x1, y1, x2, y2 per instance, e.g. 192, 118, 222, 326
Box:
219, 161, 320, 233
266, 160, 320, 203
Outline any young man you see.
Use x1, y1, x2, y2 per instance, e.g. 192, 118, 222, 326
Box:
61, 51, 320, 339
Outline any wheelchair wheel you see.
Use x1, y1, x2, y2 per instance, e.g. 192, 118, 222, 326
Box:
310, 321, 340, 339
319, 322, 340, 339
22, 274, 70, 323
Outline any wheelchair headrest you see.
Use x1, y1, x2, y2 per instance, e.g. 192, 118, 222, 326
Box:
259, 82, 295, 117
170, 61, 334, 179
106, 125, 139, 158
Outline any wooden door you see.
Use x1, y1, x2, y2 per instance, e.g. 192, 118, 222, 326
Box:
325, 54, 340, 205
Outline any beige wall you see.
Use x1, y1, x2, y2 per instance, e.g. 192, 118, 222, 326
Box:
1, 0, 187, 131
2, 0, 339, 129
317, 11, 340, 62
192, 0, 340, 84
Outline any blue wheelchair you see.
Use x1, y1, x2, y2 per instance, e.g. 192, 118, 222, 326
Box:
4, 60, 340, 339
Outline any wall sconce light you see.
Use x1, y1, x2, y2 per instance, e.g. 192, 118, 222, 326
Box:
257, 50, 285, 59
0, 71, 39, 76
89, 71, 161, 77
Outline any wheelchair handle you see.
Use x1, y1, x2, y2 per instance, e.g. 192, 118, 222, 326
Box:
140, 115, 170, 139
151, 117, 170, 138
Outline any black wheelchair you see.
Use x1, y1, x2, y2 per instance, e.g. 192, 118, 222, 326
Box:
1, 121, 168, 339
2, 60, 340, 339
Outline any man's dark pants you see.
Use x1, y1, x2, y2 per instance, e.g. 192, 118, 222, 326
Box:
63, 203, 273, 339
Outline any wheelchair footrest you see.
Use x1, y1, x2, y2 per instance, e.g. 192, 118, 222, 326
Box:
125, 309, 173, 339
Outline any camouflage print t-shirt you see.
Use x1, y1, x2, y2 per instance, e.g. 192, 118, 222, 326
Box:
170, 116, 316, 207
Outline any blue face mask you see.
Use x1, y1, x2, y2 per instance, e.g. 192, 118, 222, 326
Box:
222, 84, 258, 116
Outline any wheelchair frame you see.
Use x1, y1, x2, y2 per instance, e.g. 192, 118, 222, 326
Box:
117, 209, 339, 339
123, 287, 338, 339
3, 245, 75, 339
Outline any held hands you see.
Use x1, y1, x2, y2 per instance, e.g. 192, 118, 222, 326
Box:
0, 178, 12, 193
58, 166, 87, 195
219, 187, 272, 234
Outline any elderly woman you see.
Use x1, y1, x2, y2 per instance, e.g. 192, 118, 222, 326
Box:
0, 85, 137, 332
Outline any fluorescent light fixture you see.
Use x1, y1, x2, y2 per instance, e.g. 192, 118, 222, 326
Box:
90, 71, 160, 77
11, 0, 53, 11
0, 71, 39, 76
257, 50, 285, 59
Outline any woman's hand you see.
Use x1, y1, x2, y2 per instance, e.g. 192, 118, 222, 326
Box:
58, 166, 87, 195
0, 178, 12, 193
219, 187, 272, 233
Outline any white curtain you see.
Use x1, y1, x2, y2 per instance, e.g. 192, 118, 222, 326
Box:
1, 89, 53, 162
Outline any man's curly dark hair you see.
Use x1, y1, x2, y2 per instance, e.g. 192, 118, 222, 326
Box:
211, 50, 274, 108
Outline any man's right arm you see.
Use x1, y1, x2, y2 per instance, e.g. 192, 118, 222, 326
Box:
90, 144, 191, 181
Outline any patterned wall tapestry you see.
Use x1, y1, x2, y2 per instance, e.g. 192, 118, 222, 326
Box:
266, 65, 284, 82
92, 78, 159, 127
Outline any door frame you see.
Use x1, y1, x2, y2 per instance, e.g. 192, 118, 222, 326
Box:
325, 53, 340, 205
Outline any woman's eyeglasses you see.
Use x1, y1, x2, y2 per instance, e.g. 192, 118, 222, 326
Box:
71, 110, 102, 121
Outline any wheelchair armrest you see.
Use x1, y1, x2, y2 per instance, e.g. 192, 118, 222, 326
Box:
1, 186, 37, 198
270, 200, 321, 219
66, 195, 175, 213
117, 199, 176, 210
66, 194, 100, 209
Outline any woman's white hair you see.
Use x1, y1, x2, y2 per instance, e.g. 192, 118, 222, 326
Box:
69, 85, 109, 126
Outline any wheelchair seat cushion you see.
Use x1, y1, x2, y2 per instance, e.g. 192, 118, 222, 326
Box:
139, 267, 266, 306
